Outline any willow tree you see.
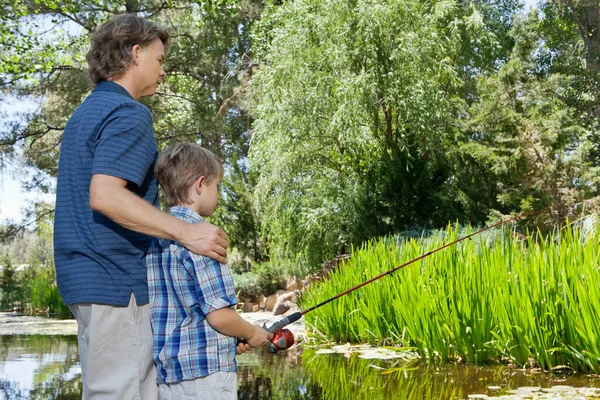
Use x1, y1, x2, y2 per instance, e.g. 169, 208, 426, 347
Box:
249, 0, 599, 272
249, 0, 512, 271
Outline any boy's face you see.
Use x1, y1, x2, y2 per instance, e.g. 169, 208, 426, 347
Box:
197, 178, 220, 217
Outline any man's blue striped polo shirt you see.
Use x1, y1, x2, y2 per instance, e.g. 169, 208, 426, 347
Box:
54, 80, 159, 306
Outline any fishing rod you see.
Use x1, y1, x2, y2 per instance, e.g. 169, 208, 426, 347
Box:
262, 203, 584, 353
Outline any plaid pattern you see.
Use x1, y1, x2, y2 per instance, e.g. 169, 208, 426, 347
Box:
147, 206, 238, 384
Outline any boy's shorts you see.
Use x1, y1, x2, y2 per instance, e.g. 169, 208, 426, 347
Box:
159, 372, 237, 400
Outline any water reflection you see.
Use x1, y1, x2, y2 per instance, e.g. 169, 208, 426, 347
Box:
0, 335, 80, 399
2, 336, 600, 399
299, 348, 600, 399
238, 348, 321, 399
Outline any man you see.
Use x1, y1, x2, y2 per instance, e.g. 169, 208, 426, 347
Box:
54, 14, 228, 399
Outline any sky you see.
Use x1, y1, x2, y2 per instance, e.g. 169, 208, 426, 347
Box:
0, 96, 55, 224
0, 163, 55, 224
0, 16, 82, 225
0, 0, 540, 225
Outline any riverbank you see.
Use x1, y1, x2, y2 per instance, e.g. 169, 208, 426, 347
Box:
0, 311, 306, 337
0, 312, 77, 335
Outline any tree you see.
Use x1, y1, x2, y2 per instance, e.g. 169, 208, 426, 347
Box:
249, 0, 520, 271
460, 13, 598, 223
0, 0, 269, 262
538, 0, 600, 170
0, 252, 20, 310
554, 0, 600, 78
2, 0, 599, 279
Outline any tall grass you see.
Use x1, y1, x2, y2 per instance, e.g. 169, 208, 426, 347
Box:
301, 224, 600, 372
26, 271, 71, 317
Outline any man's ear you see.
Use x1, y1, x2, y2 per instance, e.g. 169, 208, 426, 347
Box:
194, 176, 206, 195
132, 44, 142, 66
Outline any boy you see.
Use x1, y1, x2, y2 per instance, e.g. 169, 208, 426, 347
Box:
147, 143, 272, 400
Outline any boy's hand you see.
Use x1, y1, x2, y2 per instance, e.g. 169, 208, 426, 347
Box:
236, 341, 251, 355
246, 325, 274, 348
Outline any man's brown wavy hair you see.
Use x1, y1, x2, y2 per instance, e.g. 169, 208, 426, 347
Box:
86, 14, 171, 84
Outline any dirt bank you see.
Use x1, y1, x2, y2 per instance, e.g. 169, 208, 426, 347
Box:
0, 311, 306, 338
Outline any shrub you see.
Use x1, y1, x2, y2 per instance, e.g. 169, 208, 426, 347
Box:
232, 261, 285, 300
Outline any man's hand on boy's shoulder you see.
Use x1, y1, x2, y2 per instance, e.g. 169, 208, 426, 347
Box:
180, 221, 229, 264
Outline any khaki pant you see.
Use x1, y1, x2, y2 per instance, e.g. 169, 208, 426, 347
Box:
158, 372, 237, 400
69, 293, 158, 400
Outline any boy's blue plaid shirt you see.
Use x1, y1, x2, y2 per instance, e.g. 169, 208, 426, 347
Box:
147, 206, 238, 384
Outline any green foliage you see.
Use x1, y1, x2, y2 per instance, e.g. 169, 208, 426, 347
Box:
252, 0, 440, 268
231, 271, 261, 300
0, 222, 68, 316
248, 0, 600, 273
457, 13, 598, 220
302, 224, 600, 372
24, 266, 70, 316
1, 0, 268, 265
1, 0, 600, 286
212, 165, 265, 262
232, 260, 285, 300
249, 0, 538, 271
538, 0, 600, 164
0, 252, 21, 309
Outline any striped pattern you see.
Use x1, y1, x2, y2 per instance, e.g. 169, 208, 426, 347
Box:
147, 206, 238, 384
54, 81, 159, 306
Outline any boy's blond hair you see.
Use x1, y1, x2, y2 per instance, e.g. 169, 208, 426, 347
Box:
155, 143, 224, 208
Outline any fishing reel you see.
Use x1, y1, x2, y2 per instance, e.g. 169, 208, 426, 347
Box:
267, 328, 295, 353
263, 311, 303, 353
237, 311, 301, 353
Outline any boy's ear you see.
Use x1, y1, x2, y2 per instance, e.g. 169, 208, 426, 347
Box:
194, 176, 206, 195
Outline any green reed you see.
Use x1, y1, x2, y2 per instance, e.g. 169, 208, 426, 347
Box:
300, 223, 600, 372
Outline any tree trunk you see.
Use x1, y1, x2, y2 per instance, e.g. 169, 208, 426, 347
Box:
559, 0, 600, 77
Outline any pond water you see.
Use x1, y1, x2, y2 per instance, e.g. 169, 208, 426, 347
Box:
2, 335, 600, 399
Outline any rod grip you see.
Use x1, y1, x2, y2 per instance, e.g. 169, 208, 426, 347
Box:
264, 311, 303, 333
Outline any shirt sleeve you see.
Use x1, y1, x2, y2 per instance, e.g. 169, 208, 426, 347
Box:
183, 252, 238, 315
92, 105, 157, 187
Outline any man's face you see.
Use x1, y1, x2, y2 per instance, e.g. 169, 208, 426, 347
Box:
135, 37, 166, 97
